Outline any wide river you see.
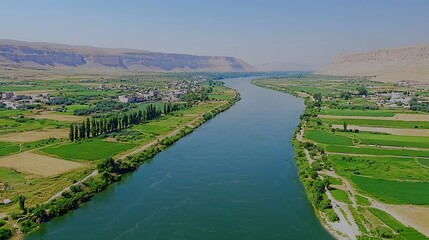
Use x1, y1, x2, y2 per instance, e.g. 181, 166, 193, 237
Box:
27, 77, 332, 240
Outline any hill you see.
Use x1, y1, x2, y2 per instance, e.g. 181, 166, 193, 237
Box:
318, 44, 429, 83
0, 39, 253, 76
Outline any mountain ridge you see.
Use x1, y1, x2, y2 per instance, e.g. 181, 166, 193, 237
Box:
0, 39, 254, 73
318, 44, 429, 83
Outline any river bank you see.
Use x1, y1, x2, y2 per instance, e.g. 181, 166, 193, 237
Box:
6, 87, 240, 239
26, 76, 332, 240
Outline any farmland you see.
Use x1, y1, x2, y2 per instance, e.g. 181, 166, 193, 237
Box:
0, 72, 240, 237
39, 139, 137, 161
253, 75, 429, 239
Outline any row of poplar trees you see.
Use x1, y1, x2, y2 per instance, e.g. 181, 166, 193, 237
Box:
69, 103, 186, 141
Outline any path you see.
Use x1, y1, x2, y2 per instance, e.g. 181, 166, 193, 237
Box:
45, 170, 98, 203
296, 127, 360, 239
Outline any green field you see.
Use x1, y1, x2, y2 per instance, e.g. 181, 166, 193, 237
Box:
331, 155, 429, 181
351, 175, 429, 205
0, 117, 68, 135
356, 195, 370, 206
39, 139, 136, 161
320, 109, 398, 117
324, 118, 429, 129
0, 142, 20, 156
330, 189, 352, 204
305, 130, 354, 146
0, 167, 26, 186
352, 132, 429, 149
326, 145, 429, 158
55, 104, 90, 115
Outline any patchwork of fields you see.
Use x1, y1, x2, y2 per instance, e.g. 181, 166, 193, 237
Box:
253, 76, 429, 239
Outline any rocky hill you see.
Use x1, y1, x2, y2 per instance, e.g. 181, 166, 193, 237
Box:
318, 44, 429, 83
0, 39, 253, 74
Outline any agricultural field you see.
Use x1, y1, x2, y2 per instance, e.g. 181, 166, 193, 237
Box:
253, 75, 429, 239
0, 152, 84, 177
0, 142, 20, 156
0, 73, 239, 236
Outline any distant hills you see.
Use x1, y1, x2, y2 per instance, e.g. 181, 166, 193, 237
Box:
318, 44, 429, 83
0, 39, 254, 74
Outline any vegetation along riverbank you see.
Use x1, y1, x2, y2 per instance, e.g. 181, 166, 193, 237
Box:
252, 74, 429, 240
0, 73, 241, 239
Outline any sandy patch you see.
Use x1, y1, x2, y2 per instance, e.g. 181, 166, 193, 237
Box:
29, 111, 85, 122
0, 129, 69, 142
0, 152, 84, 177
331, 125, 429, 137
14, 90, 56, 96
378, 204, 429, 237
103, 137, 118, 142
394, 114, 429, 121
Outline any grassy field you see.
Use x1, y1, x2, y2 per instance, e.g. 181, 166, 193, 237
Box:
323, 118, 429, 129
39, 139, 136, 161
0, 167, 26, 186
326, 145, 429, 158
0, 142, 20, 156
356, 195, 370, 206
331, 155, 429, 181
351, 132, 429, 149
253, 75, 429, 239
330, 189, 352, 204
351, 175, 429, 205
320, 109, 399, 117
305, 129, 354, 146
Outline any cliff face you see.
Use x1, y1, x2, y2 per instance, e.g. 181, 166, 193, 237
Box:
318, 45, 429, 83
0, 40, 253, 72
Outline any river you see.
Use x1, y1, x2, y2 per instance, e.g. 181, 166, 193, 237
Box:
26, 77, 332, 240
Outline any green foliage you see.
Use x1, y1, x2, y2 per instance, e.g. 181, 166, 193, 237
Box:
356, 195, 371, 206
327, 210, 339, 222
330, 189, 352, 204
305, 129, 354, 146
352, 175, 429, 204
40, 139, 136, 161
0, 228, 12, 240
326, 145, 429, 158
0, 142, 20, 157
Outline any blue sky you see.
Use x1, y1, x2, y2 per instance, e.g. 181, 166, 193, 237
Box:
1, 0, 429, 66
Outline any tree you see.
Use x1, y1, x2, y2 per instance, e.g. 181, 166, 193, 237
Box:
343, 121, 348, 132
85, 118, 91, 138
340, 91, 352, 100
74, 124, 79, 140
69, 124, 75, 141
357, 86, 368, 96
18, 195, 26, 212
313, 93, 322, 108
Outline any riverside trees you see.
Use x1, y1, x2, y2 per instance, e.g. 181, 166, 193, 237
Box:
69, 103, 186, 141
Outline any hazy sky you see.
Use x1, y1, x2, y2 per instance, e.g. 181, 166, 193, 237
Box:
1, 0, 429, 67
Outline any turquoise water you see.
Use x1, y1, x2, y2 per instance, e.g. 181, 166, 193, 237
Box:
27, 77, 332, 240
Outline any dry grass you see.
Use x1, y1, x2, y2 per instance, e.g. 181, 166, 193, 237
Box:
394, 113, 429, 121
0, 128, 69, 142
0, 152, 84, 177
331, 125, 429, 137
13, 90, 56, 95
381, 204, 429, 237
29, 111, 85, 122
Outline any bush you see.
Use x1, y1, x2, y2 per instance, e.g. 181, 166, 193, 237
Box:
0, 228, 12, 240
328, 210, 339, 222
